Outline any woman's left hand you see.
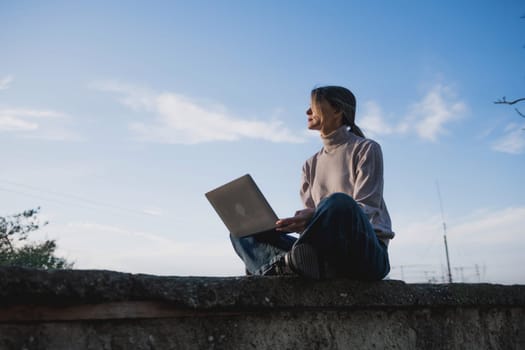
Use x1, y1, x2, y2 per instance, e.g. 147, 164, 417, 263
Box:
275, 208, 315, 233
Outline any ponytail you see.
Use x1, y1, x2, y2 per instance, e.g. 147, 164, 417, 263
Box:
349, 122, 365, 138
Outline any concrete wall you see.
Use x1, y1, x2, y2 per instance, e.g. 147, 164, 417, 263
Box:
0, 267, 524, 349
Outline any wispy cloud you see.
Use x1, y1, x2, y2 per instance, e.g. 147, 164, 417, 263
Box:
358, 101, 406, 137
93, 80, 306, 144
491, 123, 525, 155
407, 84, 467, 141
389, 206, 525, 284
0, 75, 13, 90
0, 115, 38, 131
360, 84, 467, 141
0, 108, 66, 118
359, 101, 395, 137
142, 207, 164, 216
0, 107, 81, 141
451, 207, 525, 243
0, 108, 65, 132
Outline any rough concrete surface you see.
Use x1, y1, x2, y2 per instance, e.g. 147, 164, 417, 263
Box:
0, 267, 523, 350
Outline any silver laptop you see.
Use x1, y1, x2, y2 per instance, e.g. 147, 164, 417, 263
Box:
205, 174, 279, 237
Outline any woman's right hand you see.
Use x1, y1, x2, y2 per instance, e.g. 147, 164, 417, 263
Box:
275, 208, 315, 233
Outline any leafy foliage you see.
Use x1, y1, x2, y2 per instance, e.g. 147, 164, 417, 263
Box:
0, 207, 73, 269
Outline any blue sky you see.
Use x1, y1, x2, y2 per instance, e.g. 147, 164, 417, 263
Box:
1, 0, 524, 283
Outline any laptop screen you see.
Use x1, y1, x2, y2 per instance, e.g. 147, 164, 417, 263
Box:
205, 174, 279, 237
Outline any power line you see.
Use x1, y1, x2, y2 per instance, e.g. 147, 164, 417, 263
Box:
0, 179, 158, 217
0, 186, 76, 208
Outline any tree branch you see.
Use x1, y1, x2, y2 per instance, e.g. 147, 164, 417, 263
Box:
494, 97, 525, 105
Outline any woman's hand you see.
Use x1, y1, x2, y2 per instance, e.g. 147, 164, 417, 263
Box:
275, 208, 315, 233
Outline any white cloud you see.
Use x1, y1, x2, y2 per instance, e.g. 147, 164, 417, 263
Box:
142, 207, 164, 216
0, 115, 38, 131
0, 108, 66, 118
0, 108, 64, 132
94, 80, 306, 144
491, 123, 525, 154
451, 207, 525, 243
0, 107, 81, 141
90, 80, 154, 111
359, 84, 467, 141
0, 75, 13, 90
389, 206, 525, 284
408, 85, 467, 141
359, 101, 395, 137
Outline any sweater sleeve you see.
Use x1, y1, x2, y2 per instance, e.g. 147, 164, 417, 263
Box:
300, 160, 316, 209
353, 141, 385, 221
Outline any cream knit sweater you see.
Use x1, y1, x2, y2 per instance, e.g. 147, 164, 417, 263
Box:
300, 126, 394, 242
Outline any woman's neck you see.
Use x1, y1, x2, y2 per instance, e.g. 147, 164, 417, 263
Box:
320, 122, 344, 137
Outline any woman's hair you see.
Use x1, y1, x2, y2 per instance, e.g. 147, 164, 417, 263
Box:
311, 86, 365, 138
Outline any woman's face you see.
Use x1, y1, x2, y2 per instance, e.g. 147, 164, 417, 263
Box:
306, 97, 343, 135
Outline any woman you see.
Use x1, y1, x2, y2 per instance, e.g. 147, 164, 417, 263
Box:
230, 86, 394, 280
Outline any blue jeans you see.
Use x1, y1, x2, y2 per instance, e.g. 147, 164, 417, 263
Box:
230, 193, 390, 280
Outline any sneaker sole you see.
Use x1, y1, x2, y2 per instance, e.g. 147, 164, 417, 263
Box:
287, 243, 322, 280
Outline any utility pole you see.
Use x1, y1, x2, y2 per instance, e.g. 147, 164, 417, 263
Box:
437, 181, 453, 283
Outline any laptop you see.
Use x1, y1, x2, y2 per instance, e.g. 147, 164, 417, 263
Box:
205, 174, 280, 237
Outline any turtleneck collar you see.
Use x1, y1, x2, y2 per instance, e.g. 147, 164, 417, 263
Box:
320, 125, 352, 152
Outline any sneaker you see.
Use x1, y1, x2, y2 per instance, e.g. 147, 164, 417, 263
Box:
263, 255, 294, 276
285, 243, 322, 280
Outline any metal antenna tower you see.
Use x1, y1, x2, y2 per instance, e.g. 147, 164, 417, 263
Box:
436, 181, 453, 283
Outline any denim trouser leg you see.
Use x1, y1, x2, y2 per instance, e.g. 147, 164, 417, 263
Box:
230, 231, 297, 275
230, 192, 390, 280
297, 193, 390, 280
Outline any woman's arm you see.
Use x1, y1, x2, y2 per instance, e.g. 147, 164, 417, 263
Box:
275, 208, 315, 233
352, 141, 385, 219
275, 161, 317, 233
300, 160, 316, 209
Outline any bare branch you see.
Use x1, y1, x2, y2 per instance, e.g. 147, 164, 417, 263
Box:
515, 108, 525, 118
494, 97, 525, 105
